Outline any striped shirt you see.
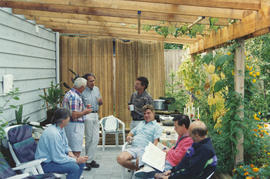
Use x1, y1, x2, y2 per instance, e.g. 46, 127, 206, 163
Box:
62, 88, 84, 122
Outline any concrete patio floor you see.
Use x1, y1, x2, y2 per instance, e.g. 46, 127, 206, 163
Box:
81, 145, 130, 179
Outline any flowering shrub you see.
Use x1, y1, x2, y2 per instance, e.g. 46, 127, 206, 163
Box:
177, 41, 270, 178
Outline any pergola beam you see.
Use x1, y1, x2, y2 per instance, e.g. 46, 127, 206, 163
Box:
13, 9, 229, 26
58, 30, 194, 44
0, 0, 248, 19
189, 7, 270, 54
126, 0, 261, 10
35, 21, 197, 44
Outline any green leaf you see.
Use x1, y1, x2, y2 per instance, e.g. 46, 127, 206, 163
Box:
168, 25, 176, 35
215, 55, 229, 67
214, 80, 225, 92
9, 105, 17, 109
142, 24, 152, 32
202, 53, 213, 64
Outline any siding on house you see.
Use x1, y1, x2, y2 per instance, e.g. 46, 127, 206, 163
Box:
0, 9, 57, 123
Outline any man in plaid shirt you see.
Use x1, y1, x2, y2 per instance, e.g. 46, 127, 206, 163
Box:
63, 77, 92, 158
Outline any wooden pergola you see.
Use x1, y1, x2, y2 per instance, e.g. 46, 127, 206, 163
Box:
1, 0, 269, 48
1, 0, 270, 166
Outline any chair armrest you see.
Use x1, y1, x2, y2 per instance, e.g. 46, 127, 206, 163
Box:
7, 173, 30, 179
13, 158, 46, 171
122, 142, 132, 151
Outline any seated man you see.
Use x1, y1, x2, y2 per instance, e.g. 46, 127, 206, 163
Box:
35, 108, 88, 179
117, 104, 163, 170
135, 114, 193, 178
155, 121, 217, 179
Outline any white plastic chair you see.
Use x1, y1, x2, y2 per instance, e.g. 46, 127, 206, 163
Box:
4, 125, 46, 175
100, 115, 125, 151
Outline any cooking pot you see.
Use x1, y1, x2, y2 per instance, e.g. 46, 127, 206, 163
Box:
153, 99, 165, 110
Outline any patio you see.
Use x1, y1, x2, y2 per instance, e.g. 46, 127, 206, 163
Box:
81, 145, 123, 179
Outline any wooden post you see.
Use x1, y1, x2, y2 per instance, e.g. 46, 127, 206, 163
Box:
234, 39, 245, 165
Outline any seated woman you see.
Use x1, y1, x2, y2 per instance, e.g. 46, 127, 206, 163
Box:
35, 108, 88, 179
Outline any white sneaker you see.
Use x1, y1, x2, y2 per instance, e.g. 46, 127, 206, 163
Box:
134, 165, 156, 178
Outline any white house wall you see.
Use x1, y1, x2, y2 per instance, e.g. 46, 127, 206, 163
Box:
0, 9, 57, 123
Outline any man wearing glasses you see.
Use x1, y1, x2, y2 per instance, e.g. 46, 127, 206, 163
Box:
82, 73, 103, 171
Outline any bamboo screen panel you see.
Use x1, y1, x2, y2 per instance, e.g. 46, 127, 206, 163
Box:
115, 40, 165, 129
60, 36, 114, 118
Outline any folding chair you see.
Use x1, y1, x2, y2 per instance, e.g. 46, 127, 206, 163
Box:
201, 155, 217, 179
100, 115, 125, 151
0, 152, 55, 179
4, 125, 46, 175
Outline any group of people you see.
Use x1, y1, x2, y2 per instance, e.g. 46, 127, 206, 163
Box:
35, 74, 103, 179
117, 105, 217, 179
34, 75, 217, 179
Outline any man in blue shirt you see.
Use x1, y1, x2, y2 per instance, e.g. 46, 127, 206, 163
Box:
82, 73, 103, 170
35, 108, 88, 179
117, 105, 163, 170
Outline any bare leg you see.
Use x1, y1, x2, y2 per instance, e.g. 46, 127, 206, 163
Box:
117, 151, 138, 170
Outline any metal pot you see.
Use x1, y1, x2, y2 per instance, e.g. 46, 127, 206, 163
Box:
153, 99, 165, 110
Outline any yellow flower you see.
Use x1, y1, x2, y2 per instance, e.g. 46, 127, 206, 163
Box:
227, 52, 231, 55
244, 172, 249, 176
257, 125, 262, 129
267, 152, 270, 155
256, 72, 260, 76
250, 66, 253, 71
258, 112, 261, 115
249, 71, 253, 76
252, 168, 259, 172
253, 113, 257, 118
232, 71, 235, 75
250, 164, 254, 168
246, 65, 250, 70
253, 74, 256, 77
233, 168, 236, 173
254, 134, 258, 137
246, 177, 253, 179
220, 72, 225, 79
252, 79, 256, 83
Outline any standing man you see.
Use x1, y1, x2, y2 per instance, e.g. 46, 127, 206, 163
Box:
129, 76, 153, 129
82, 73, 103, 170
62, 77, 92, 158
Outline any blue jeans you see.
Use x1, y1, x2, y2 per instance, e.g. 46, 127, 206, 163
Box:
42, 161, 85, 179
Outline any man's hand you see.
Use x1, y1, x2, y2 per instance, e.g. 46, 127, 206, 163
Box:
97, 98, 103, 105
83, 108, 92, 115
126, 136, 133, 143
76, 156, 88, 164
68, 151, 76, 159
154, 173, 169, 179
163, 170, 171, 176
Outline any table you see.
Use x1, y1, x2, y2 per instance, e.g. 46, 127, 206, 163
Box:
159, 124, 178, 148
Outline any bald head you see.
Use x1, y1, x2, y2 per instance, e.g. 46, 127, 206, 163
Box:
189, 121, 208, 142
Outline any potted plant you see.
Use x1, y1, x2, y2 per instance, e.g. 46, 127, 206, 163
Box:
39, 81, 64, 126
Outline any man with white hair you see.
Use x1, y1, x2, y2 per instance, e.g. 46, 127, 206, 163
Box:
62, 77, 92, 158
